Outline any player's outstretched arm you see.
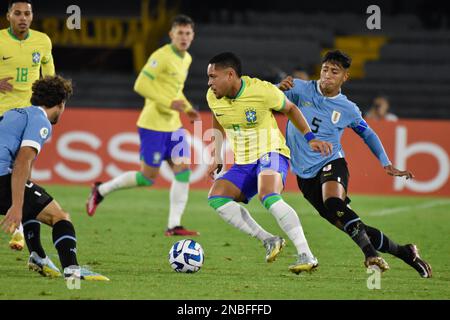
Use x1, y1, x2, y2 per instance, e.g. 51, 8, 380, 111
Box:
0, 147, 36, 234
280, 98, 332, 156
351, 120, 414, 179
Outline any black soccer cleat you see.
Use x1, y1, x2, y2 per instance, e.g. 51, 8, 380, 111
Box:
401, 244, 432, 278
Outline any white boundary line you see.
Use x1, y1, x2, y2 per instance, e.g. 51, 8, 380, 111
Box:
367, 199, 450, 216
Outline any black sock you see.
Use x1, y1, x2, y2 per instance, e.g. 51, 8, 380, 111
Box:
52, 220, 78, 269
324, 198, 378, 258
364, 224, 409, 260
23, 220, 46, 258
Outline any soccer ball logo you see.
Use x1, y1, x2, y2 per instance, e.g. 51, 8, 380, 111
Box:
168, 239, 204, 273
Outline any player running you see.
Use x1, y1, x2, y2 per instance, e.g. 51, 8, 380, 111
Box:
0, 0, 56, 251
278, 50, 432, 277
0, 75, 108, 281
86, 15, 201, 236
206, 52, 333, 273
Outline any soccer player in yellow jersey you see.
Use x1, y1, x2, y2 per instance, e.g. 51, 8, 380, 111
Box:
87, 15, 201, 236
206, 52, 333, 273
0, 0, 55, 114
0, 0, 55, 251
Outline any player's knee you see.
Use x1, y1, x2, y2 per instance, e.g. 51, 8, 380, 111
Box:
137, 171, 155, 186
50, 210, 71, 226
324, 197, 346, 216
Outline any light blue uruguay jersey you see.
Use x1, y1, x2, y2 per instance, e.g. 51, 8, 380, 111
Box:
0, 106, 52, 176
285, 79, 390, 179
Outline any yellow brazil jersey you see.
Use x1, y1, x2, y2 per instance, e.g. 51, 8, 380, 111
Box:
0, 28, 55, 115
135, 44, 193, 132
207, 76, 291, 164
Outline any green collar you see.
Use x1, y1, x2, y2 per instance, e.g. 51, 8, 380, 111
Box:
170, 44, 185, 58
7, 27, 30, 41
229, 78, 245, 99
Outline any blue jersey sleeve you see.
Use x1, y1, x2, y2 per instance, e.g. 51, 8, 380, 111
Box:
350, 116, 391, 167
282, 79, 309, 107
21, 116, 52, 155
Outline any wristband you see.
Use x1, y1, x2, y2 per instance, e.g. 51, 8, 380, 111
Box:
304, 132, 316, 143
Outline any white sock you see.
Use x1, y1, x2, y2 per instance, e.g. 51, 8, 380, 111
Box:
15, 223, 23, 234
216, 201, 273, 242
98, 171, 140, 196
268, 199, 314, 257
168, 180, 189, 229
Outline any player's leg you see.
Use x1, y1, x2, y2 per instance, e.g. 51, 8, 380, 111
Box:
345, 206, 432, 278
86, 127, 162, 216
35, 199, 109, 281
166, 157, 198, 236
317, 159, 389, 271
257, 153, 317, 273
322, 181, 389, 271
164, 127, 198, 236
208, 168, 278, 258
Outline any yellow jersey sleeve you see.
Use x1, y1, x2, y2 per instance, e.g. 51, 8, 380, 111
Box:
41, 34, 55, 76
134, 51, 172, 107
179, 91, 193, 111
263, 81, 286, 112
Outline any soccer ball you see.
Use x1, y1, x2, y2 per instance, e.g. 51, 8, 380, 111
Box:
168, 239, 204, 273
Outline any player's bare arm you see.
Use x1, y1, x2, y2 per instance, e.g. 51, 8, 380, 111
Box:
279, 98, 333, 156
0, 146, 36, 234
0, 77, 14, 93
208, 115, 225, 179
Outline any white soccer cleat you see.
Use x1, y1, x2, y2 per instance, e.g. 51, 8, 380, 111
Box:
263, 236, 286, 263
28, 252, 62, 278
289, 253, 319, 274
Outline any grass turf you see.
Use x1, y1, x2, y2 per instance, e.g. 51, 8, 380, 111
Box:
0, 186, 449, 300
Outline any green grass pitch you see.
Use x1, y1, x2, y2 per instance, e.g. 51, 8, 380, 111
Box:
0, 185, 449, 300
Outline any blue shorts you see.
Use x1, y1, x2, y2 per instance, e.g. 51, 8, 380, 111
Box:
138, 127, 190, 167
218, 152, 289, 203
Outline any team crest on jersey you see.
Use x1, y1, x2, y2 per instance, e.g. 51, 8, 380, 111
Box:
40, 127, 49, 139
245, 108, 257, 124
301, 101, 312, 107
331, 110, 341, 124
32, 51, 41, 66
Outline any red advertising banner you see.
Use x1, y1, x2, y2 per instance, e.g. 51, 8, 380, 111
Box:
32, 109, 450, 197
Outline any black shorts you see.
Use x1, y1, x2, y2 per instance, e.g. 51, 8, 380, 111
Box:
296, 158, 351, 212
0, 174, 53, 221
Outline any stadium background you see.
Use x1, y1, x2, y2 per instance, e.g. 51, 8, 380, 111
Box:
1, 0, 449, 197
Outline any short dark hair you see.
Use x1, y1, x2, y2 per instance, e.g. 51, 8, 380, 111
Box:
8, 0, 32, 10
322, 50, 352, 69
209, 52, 242, 77
171, 14, 194, 29
31, 75, 73, 108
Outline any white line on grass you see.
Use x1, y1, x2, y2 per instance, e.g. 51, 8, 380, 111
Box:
367, 199, 450, 217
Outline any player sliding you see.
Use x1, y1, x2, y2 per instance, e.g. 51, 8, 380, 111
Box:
206, 52, 333, 273
86, 15, 201, 236
278, 50, 432, 277
0, 75, 108, 281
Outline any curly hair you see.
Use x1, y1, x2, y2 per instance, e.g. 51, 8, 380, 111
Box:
30, 75, 73, 108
